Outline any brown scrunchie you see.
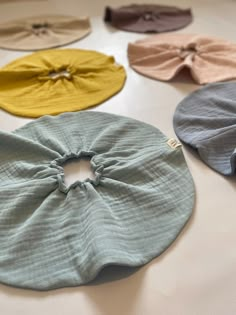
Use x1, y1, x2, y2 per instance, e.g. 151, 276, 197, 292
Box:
104, 4, 192, 33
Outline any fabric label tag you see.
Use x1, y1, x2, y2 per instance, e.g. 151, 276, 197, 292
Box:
167, 138, 182, 149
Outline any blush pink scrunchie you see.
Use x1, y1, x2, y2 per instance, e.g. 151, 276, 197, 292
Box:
128, 33, 236, 84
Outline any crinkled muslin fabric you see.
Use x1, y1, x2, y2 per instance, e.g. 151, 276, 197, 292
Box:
0, 111, 194, 290
0, 0, 46, 2
173, 81, 236, 175
0, 15, 91, 51
104, 4, 192, 33
128, 33, 236, 84
0, 49, 126, 117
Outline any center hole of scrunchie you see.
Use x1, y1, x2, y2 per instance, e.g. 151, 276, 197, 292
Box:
143, 12, 157, 21
184, 47, 196, 53
63, 157, 96, 187
32, 23, 49, 30
179, 44, 197, 59
48, 69, 71, 80
181, 43, 197, 54
31, 23, 49, 35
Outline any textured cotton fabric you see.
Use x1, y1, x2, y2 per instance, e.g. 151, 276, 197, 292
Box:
174, 81, 236, 175
104, 4, 192, 33
0, 111, 194, 290
128, 33, 236, 84
0, 15, 91, 51
0, 49, 126, 117
0, 0, 46, 2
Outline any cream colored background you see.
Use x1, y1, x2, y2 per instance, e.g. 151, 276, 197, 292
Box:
0, 1, 236, 314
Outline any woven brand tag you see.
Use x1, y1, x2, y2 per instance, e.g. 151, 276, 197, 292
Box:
167, 138, 182, 149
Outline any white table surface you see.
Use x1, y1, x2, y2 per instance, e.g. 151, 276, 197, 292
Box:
0, 0, 236, 314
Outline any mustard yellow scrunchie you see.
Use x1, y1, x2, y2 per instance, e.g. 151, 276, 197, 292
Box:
0, 49, 126, 117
